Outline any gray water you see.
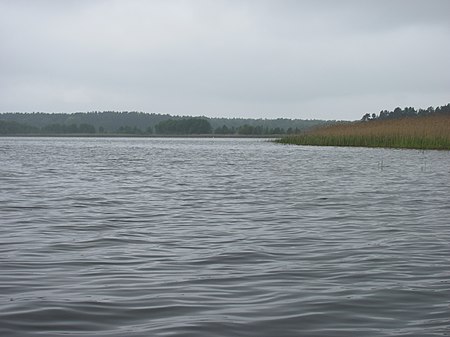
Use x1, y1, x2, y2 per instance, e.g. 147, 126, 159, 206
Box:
0, 137, 449, 337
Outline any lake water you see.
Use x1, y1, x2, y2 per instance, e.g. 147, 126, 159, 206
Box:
0, 137, 449, 337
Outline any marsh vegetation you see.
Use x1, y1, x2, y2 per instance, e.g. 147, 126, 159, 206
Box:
277, 108, 450, 150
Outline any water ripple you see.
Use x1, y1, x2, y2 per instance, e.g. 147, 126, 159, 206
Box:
0, 137, 449, 336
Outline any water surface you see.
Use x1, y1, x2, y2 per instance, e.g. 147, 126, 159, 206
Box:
0, 137, 449, 336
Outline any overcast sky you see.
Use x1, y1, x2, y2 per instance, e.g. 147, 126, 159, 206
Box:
1, 0, 449, 120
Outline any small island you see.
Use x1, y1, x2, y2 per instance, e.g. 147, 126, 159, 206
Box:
276, 104, 450, 150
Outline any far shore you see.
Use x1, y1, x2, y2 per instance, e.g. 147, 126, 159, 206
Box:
0, 133, 282, 138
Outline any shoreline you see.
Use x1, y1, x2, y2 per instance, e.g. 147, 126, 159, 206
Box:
275, 139, 450, 151
276, 114, 450, 150
0, 133, 282, 138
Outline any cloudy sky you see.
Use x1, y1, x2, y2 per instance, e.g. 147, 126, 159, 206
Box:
1, 0, 449, 120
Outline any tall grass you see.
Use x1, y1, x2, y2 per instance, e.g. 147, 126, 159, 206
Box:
276, 114, 450, 150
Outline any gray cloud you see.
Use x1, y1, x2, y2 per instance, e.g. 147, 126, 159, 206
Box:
1, 0, 449, 119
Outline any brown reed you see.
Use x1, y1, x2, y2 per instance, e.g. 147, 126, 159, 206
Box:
277, 114, 450, 150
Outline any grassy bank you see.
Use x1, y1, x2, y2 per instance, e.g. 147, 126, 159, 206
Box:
276, 114, 450, 150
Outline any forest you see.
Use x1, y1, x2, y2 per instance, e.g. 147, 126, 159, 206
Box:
0, 111, 329, 136
361, 103, 450, 121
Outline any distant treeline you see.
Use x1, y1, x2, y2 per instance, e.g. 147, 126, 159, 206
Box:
0, 111, 329, 136
361, 103, 450, 121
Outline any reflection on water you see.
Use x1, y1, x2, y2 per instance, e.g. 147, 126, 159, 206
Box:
0, 137, 449, 336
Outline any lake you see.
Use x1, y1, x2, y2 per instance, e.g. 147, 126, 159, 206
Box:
0, 137, 449, 336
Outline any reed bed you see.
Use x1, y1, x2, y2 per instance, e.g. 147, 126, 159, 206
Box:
277, 114, 450, 150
